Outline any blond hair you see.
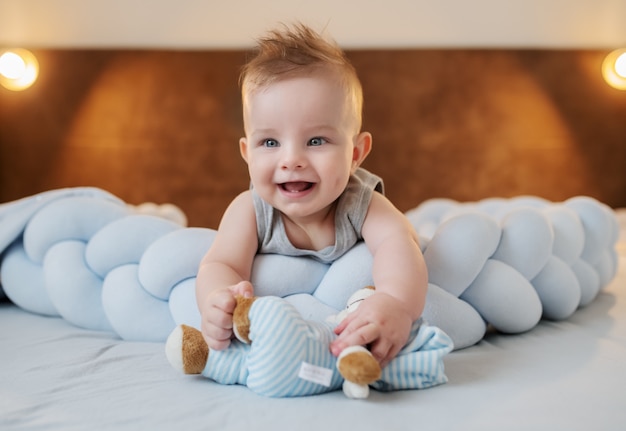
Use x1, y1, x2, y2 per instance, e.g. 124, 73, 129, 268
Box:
240, 23, 364, 129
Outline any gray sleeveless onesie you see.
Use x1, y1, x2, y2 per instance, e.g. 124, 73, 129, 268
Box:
252, 167, 384, 264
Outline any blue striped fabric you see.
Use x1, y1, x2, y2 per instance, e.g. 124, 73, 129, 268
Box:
202, 296, 453, 397
203, 339, 250, 386
248, 297, 346, 396
372, 320, 454, 392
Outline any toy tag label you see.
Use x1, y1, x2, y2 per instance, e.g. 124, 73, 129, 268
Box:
298, 362, 333, 387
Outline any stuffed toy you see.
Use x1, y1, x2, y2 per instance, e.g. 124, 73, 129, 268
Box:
325, 285, 378, 398
165, 288, 453, 398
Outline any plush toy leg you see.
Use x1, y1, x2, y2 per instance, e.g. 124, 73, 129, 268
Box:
165, 297, 256, 384
165, 324, 208, 374
165, 295, 257, 377
371, 320, 454, 392
336, 345, 381, 399
166, 322, 252, 385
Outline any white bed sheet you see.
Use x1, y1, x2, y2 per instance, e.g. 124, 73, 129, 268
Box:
1, 212, 625, 431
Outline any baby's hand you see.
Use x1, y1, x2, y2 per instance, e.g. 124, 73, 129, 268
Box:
330, 292, 413, 368
199, 281, 253, 350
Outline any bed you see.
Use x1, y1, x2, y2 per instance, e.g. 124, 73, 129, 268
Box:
1, 49, 626, 430
0, 208, 624, 430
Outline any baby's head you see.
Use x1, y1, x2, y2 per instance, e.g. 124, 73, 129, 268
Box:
240, 23, 364, 132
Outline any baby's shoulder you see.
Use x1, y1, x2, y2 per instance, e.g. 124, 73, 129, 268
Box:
363, 192, 412, 232
222, 190, 256, 221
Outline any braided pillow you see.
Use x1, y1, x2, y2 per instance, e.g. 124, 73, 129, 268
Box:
0, 189, 618, 349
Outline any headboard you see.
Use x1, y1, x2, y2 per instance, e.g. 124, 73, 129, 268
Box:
1, 49, 625, 228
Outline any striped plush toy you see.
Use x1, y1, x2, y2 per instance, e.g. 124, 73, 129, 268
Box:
165, 288, 453, 399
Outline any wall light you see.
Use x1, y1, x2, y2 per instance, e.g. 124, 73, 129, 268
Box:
0, 48, 39, 91
602, 48, 626, 90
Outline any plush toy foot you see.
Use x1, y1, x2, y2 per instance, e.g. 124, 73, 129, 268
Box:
232, 295, 257, 344
165, 324, 208, 374
165, 296, 256, 374
342, 380, 370, 399
337, 345, 381, 398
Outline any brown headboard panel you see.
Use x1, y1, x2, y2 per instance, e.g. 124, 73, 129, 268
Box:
1, 49, 625, 228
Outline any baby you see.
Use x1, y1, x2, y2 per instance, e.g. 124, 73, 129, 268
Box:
196, 23, 428, 368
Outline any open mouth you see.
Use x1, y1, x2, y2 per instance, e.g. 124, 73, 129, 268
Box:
280, 182, 314, 193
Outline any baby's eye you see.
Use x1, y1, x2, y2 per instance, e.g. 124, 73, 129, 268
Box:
263, 139, 279, 148
308, 137, 326, 146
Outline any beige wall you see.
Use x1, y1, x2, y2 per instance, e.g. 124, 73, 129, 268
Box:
1, 0, 626, 48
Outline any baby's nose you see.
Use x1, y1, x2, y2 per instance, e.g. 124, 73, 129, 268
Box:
280, 146, 306, 169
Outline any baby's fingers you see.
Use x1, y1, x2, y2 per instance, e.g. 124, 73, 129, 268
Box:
330, 321, 380, 357
370, 338, 402, 368
229, 281, 254, 298
201, 320, 233, 351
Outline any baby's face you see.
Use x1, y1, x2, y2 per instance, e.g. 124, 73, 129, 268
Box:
240, 72, 361, 224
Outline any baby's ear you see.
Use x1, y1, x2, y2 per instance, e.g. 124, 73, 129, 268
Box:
352, 132, 372, 171
239, 137, 250, 163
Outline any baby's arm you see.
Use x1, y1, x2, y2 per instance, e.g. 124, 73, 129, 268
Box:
331, 192, 427, 367
196, 191, 258, 350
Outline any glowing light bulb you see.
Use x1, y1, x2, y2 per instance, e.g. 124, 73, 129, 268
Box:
615, 52, 626, 79
602, 48, 626, 91
0, 52, 27, 79
0, 49, 39, 91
